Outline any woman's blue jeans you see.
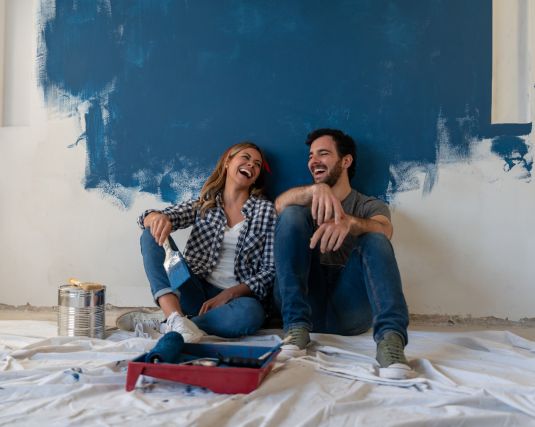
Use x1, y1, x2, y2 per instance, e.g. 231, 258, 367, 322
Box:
273, 205, 409, 344
140, 229, 265, 338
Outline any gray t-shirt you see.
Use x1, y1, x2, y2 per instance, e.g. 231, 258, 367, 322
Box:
320, 189, 391, 266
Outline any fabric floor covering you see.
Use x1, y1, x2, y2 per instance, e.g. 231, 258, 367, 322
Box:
1, 320, 535, 426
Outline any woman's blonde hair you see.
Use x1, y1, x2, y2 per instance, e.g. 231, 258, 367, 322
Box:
195, 142, 267, 216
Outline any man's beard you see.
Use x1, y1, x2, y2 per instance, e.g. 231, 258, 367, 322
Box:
314, 160, 343, 187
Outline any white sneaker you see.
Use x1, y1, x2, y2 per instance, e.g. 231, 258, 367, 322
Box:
115, 310, 164, 338
163, 311, 205, 343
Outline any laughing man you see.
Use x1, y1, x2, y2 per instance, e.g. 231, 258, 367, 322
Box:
274, 128, 412, 379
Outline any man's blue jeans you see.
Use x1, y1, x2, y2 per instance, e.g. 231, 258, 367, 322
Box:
274, 205, 409, 344
140, 229, 265, 338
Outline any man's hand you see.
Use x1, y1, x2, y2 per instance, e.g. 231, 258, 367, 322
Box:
310, 183, 345, 225
310, 216, 351, 253
144, 212, 172, 246
310, 214, 394, 252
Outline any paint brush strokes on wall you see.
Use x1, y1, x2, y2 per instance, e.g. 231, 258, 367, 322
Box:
37, 0, 532, 206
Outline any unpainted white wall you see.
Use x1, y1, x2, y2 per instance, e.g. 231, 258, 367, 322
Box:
492, 0, 535, 124
1, 0, 32, 126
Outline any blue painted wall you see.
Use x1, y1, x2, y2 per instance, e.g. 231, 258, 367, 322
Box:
38, 0, 531, 205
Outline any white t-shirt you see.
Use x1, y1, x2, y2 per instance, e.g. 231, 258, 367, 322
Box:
205, 220, 244, 289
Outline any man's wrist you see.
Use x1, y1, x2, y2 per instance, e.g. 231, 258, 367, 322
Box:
347, 215, 363, 236
307, 184, 316, 199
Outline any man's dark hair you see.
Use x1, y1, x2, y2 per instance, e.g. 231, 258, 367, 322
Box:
305, 128, 357, 180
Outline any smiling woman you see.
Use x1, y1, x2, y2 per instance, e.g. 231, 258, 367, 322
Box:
196, 142, 267, 217
115, 142, 277, 342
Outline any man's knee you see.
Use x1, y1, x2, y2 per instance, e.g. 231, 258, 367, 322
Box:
356, 232, 393, 256
276, 205, 312, 235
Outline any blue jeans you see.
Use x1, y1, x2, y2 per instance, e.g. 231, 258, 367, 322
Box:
273, 205, 409, 344
140, 229, 265, 338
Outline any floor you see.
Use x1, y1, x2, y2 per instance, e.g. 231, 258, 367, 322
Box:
2, 305, 535, 425
1, 304, 535, 340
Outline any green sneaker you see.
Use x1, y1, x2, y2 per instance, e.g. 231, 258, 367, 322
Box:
376, 331, 412, 379
279, 327, 311, 360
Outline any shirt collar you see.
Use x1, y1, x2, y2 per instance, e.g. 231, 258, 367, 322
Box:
215, 192, 256, 219
241, 196, 256, 218
215, 192, 224, 207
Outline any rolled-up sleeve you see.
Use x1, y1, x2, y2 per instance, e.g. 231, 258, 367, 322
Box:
137, 200, 198, 231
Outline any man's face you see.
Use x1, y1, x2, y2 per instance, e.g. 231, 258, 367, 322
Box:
308, 136, 344, 186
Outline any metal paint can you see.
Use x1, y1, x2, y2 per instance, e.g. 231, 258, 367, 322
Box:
57, 284, 106, 338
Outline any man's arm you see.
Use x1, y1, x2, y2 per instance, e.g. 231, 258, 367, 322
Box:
275, 183, 345, 224
347, 214, 393, 240
274, 185, 313, 212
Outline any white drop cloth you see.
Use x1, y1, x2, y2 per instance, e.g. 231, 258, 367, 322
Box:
1, 320, 534, 426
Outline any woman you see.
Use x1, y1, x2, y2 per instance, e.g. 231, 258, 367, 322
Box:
117, 142, 276, 342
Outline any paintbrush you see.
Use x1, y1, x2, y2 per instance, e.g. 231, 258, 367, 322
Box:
163, 238, 191, 291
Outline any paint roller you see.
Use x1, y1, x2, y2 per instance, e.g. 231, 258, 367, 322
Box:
144, 331, 185, 363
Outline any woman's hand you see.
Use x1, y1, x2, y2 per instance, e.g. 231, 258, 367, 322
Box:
198, 283, 252, 315
144, 212, 172, 246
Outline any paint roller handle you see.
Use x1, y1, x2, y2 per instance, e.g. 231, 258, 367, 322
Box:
257, 336, 293, 360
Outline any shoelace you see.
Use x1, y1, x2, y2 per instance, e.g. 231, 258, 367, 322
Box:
287, 329, 307, 346
134, 322, 149, 338
381, 339, 406, 363
133, 319, 161, 338
163, 312, 180, 334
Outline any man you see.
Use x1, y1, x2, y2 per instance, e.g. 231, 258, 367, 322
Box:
274, 128, 411, 379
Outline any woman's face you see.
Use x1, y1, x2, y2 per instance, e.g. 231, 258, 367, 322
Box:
225, 147, 263, 190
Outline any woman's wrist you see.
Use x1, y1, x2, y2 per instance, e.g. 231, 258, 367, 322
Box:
227, 283, 252, 299
143, 211, 160, 227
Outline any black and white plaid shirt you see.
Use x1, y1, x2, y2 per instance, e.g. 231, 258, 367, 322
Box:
138, 194, 276, 300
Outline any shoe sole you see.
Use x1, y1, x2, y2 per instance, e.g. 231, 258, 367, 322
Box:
378, 363, 412, 380
163, 314, 205, 343
116, 310, 164, 331
277, 344, 309, 361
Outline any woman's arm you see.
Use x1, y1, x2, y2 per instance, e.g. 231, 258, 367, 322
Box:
137, 200, 198, 246
198, 283, 252, 314
240, 202, 277, 300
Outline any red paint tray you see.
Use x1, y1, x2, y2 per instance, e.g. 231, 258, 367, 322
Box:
126, 342, 279, 394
